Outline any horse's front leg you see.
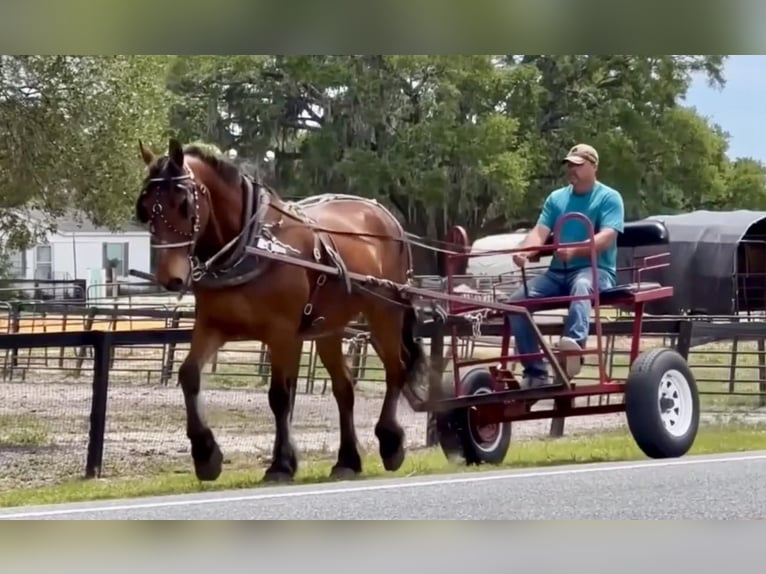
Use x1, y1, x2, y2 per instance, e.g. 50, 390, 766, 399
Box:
263, 338, 303, 483
179, 323, 225, 481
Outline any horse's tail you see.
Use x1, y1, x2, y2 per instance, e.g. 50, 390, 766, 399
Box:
381, 207, 427, 396
366, 198, 428, 403
401, 298, 427, 391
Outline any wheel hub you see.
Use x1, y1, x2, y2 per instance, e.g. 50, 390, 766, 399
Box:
469, 405, 499, 443
658, 369, 693, 437
467, 388, 502, 450
659, 397, 674, 411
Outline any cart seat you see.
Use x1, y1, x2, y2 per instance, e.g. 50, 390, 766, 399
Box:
602, 219, 669, 302
599, 281, 663, 303
617, 219, 669, 248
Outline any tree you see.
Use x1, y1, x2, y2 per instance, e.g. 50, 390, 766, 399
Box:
501, 55, 731, 219
720, 158, 766, 210
0, 56, 173, 252
165, 55, 766, 273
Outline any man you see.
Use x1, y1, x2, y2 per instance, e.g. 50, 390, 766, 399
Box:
503, 143, 625, 388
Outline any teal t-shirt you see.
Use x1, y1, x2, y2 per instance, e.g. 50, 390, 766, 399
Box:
537, 181, 625, 282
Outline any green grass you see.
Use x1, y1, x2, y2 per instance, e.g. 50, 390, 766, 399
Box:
0, 415, 52, 448
2, 422, 765, 509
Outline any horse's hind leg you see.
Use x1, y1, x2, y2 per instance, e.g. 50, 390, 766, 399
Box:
365, 302, 427, 472
315, 335, 362, 479
263, 338, 303, 483
179, 323, 225, 481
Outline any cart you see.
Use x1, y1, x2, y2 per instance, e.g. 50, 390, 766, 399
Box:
427, 212, 700, 465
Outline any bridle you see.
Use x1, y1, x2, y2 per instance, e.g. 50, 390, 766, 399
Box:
140, 161, 210, 287
142, 163, 205, 250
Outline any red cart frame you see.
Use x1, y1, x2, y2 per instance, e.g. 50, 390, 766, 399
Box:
425, 212, 700, 465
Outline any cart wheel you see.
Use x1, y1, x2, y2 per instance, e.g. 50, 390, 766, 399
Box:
625, 348, 700, 459
436, 368, 511, 465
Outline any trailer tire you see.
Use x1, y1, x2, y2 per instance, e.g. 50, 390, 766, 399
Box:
625, 348, 700, 459
436, 368, 511, 465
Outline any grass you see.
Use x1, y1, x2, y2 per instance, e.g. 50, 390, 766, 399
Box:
0, 414, 52, 448
1, 421, 765, 509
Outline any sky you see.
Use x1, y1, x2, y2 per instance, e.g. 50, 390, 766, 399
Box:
682, 55, 766, 163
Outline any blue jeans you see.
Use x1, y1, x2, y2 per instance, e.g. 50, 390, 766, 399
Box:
504, 267, 615, 377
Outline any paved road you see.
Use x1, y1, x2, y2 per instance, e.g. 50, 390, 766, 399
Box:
2, 451, 765, 520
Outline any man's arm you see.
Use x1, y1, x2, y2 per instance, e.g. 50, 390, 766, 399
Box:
519, 194, 554, 258
521, 223, 552, 250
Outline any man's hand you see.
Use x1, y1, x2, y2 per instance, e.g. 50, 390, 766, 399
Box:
514, 223, 551, 269
555, 247, 577, 262
556, 228, 619, 263
512, 251, 529, 268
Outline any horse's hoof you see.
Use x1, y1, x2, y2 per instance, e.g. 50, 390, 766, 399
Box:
330, 465, 361, 481
262, 470, 294, 483
382, 448, 405, 472
194, 444, 223, 481
375, 424, 405, 472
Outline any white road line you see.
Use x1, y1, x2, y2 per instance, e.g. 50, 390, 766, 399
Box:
3, 452, 766, 519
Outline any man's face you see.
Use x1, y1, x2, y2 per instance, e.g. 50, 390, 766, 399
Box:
566, 159, 596, 187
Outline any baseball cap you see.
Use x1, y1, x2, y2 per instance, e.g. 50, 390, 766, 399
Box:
563, 143, 599, 165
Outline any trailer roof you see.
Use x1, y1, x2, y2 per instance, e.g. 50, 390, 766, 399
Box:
644, 210, 766, 244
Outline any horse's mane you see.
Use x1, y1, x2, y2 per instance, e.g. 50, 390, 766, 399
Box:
182, 142, 243, 188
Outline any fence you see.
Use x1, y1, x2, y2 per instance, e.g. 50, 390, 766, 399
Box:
1, 292, 766, 491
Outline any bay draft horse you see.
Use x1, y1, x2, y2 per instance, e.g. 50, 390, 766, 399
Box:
134, 138, 430, 482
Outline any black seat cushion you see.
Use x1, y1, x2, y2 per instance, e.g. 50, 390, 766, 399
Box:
617, 220, 669, 248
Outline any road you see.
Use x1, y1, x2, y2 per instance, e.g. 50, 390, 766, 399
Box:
1, 451, 765, 520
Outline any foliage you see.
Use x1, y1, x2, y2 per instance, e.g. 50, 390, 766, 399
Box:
166, 55, 760, 271
2, 55, 764, 274
0, 55, 173, 251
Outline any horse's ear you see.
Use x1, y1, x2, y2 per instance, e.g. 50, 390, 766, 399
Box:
168, 137, 184, 168
138, 139, 155, 166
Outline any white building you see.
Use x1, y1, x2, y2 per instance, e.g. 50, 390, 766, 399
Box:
4, 210, 152, 286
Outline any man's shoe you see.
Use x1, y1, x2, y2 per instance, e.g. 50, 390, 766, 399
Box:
557, 336, 584, 378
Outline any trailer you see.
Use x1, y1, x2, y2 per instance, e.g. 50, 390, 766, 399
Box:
616, 209, 766, 316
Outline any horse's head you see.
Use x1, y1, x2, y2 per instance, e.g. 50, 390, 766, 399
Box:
135, 137, 212, 292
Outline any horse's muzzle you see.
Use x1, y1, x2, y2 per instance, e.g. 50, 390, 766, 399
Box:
164, 277, 185, 292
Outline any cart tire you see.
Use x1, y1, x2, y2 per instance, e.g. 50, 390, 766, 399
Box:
436, 368, 511, 465
625, 348, 700, 459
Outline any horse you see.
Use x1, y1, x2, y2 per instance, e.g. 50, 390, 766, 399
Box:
134, 137, 430, 483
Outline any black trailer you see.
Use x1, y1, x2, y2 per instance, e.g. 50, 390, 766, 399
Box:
617, 209, 766, 316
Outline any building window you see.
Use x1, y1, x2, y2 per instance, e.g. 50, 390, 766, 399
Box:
5, 250, 26, 278
34, 244, 52, 280
102, 242, 129, 277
